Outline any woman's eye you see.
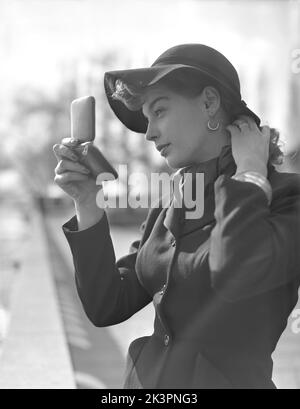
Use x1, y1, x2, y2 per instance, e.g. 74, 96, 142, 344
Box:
154, 108, 164, 117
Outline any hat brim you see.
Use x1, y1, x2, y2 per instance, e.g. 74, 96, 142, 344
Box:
104, 64, 261, 133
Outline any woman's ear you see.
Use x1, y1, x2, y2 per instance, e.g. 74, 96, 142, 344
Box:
202, 86, 221, 115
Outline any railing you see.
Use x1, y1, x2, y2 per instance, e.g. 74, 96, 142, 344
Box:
0, 199, 75, 389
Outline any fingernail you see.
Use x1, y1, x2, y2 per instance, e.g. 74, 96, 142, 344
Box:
70, 138, 80, 146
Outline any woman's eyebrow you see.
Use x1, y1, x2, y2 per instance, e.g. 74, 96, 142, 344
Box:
142, 96, 169, 117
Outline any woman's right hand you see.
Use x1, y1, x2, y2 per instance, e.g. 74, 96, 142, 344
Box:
53, 138, 102, 206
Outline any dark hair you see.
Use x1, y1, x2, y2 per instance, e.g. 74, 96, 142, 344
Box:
110, 69, 284, 166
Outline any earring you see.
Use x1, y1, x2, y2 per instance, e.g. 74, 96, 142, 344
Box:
207, 119, 220, 131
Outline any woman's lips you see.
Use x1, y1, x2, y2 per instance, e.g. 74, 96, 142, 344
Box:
160, 144, 171, 156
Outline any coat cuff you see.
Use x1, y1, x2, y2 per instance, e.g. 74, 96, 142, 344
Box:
62, 213, 110, 255
215, 173, 270, 207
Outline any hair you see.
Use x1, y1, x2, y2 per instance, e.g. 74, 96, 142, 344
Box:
108, 69, 284, 166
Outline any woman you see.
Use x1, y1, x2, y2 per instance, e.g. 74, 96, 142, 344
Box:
53, 44, 300, 389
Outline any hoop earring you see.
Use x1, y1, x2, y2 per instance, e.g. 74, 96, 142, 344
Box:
207, 120, 220, 131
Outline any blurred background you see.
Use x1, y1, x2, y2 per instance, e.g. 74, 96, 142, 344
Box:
0, 0, 300, 389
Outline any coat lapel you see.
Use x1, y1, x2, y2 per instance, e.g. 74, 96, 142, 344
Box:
163, 144, 237, 238
163, 144, 276, 238
163, 196, 184, 238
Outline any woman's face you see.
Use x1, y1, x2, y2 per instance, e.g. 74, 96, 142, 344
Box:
142, 84, 211, 169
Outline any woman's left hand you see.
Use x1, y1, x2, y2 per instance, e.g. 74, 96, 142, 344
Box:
226, 115, 270, 178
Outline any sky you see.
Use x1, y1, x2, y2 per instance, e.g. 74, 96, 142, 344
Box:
0, 0, 296, 87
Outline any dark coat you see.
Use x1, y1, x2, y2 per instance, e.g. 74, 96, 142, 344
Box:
62, 145, 300, 389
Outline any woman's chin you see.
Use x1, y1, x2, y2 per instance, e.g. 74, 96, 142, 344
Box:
165, 153, 190, 169
166, 158, 185, 170
164, 155, 178, 169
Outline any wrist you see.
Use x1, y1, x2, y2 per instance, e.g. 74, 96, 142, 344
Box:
74, 198, 105, 231
73, 184, 103, 209
236, 160, 267, 178
74, 197, 105, 216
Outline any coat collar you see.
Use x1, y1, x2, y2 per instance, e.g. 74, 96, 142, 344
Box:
163, 144, 276, 238
163, 144, 235, 237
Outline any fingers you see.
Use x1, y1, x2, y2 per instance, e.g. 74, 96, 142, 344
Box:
233, 118, 249, 129
55, 159, 90, 175
228, 116, 270, 137
61, 137, 81, 147
236, 115, 256, 130
226, 119, 254, 140
53, 143, 79, 162
226, 124, 240, 136
261, 125, 271, 140
54, 171, 90, 185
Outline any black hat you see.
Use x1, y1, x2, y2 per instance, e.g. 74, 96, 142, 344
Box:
104, 44, 261, 133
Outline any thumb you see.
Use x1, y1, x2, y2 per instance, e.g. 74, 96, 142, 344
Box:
62, 137, 81, 147
226, 124, 238, 136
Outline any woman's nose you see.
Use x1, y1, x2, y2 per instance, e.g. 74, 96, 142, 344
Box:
145, 122, 159, 142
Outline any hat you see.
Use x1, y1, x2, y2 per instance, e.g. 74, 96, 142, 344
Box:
104, 44, 261, 133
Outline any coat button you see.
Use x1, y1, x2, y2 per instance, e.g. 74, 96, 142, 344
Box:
164, 334, 170, 346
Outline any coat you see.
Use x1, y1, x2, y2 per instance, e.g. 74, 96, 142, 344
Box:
62, 144, 300, 389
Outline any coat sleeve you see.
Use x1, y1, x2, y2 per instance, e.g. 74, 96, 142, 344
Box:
208, 173, 300, 302
62, 211, 154, 327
